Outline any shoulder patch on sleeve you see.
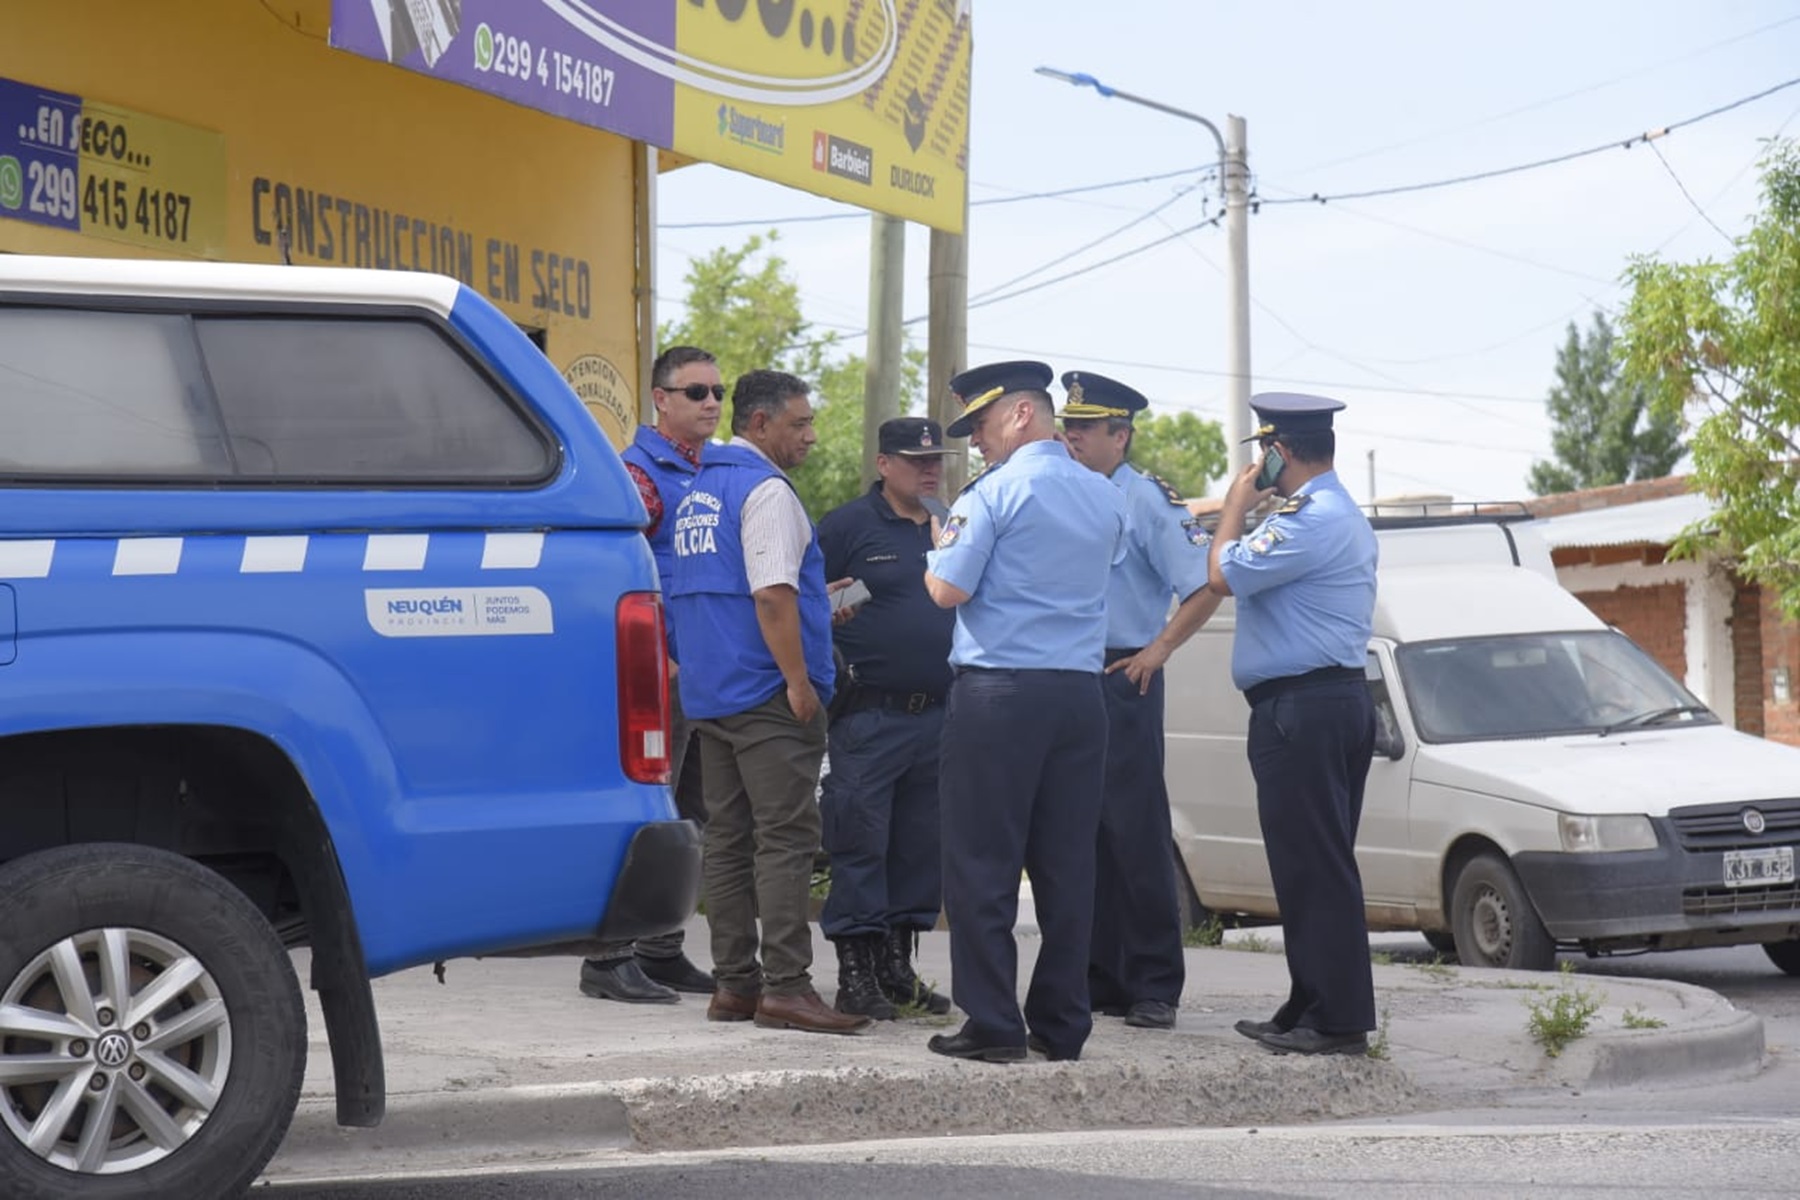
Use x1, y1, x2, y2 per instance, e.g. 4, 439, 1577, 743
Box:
1277, 493, 1313, 516
936, 514, 968, 549
1145, 472, 1186, 506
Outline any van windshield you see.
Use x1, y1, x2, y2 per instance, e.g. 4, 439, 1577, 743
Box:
1395, 630, 1717, 743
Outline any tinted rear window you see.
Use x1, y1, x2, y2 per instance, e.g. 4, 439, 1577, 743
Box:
0, 305, 554, 485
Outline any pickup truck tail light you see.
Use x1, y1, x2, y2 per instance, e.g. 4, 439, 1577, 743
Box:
616, 591, 671, 784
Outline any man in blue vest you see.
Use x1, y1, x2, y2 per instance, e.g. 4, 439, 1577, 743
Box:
1207, 393, 1379, 1057
578, 345, 720, 1004
923, 361, 1127, 1063
1059, 371, 1220, 1033
668, 369, 870, 1036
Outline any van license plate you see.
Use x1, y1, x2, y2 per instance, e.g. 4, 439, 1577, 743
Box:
1723, 847, 1795, 888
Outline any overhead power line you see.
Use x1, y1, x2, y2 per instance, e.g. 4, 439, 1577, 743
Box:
661, 164, 1214, 229
1263, 75, 1800, 207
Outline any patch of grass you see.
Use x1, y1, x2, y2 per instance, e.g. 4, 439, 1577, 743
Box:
1523, 963, 1604, 1057
1410, 959, 1457, 983
1227, 931, 1273, 954
1621, 1004, 1667, 1030
1369, 950, 1394, 967
1183, 914, 1225, 947
1366, 1007, 1392, 1060
892, 978, 949, 1021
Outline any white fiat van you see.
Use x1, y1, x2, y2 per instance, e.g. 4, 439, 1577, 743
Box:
1165, 512, 1800, 973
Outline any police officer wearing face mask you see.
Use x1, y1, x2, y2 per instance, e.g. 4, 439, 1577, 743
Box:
1058, 371, 1221, 1033
1206, 392, 1379, 1057
814, 417, 959, 1022
922, 361, 1127, 1064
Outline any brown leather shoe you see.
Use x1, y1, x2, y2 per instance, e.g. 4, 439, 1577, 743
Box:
754, 988, 873, 1035
707, 987, 760, 1022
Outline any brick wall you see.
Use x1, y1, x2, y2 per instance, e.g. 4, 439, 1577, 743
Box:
1733, 576, 1766, 736
1761, 590, 1800, 747
1573, 582, 1688, 681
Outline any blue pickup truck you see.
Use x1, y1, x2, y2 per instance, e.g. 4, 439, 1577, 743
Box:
0, 256, 700, 1200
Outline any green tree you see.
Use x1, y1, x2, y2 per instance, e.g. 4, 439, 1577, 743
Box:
1527, 312, 1683, 496
1128, 410, 1228, 496
657, 232, 923, 517
1617, 140, 1800, 614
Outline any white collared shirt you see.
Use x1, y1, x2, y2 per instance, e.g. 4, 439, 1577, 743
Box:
732, 435, 812, 591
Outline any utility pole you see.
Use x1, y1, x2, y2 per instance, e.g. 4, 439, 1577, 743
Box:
1224, 115, 1252, 471
928, 224, 970, 494
862, 213, 906, 487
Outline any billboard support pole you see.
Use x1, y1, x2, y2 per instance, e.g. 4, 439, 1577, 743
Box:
862, 212, 906, 488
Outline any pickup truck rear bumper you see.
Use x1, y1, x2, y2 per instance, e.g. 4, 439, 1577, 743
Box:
595, 818, 703, 942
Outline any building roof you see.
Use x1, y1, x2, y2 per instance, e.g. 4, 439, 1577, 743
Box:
1533, 490, 1716, 550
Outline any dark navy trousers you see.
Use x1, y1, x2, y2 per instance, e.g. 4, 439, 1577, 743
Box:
1089, 664, 1185, 1009
1246, 676, 1378, 1035
819, 704, 944, 939
940, 668, 1106, 1058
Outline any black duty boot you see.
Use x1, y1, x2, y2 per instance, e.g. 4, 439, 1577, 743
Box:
878, 927, 952, 1015
833, 935, 897, 1020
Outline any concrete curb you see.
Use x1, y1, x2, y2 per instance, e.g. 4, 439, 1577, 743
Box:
1560, 977, 1767, 1089
277, 1050, 1421, 1167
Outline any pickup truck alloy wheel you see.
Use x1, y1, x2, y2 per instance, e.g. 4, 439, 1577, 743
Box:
0, 844, 305, 1200
1450, 852, 1556, 972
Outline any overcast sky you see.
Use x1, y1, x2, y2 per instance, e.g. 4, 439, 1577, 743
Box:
655, 1, 1800, 503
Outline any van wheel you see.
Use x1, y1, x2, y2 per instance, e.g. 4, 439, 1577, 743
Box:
1422, 930, 1459, 960
1450, 853, 1555, 971
0, 844, 306, 1200
1763, 939, 1800, 976
1172, 849, 1223, 943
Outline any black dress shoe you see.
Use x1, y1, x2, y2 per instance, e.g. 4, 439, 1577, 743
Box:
578, 957, 679, 1004
1124, 1000, 1176, 1030
1026, 1033, 1079, 1062
927, 1023, 1027, 1063
1255, 1026, 1369, 1056
1233, 1017, 1286, 1042
636, 952, 716, 994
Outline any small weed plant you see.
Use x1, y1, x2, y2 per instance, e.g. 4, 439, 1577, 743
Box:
1524, 962, 1603, 1057
1621, 1004, 1667, 1030
1183, 914, 1225, 948
1228, 930, 1272, 954
1366, 1008, 1392, 1060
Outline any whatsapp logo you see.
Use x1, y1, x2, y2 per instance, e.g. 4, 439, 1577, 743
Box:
0, 157, 21, 211
473, 23, 494, 71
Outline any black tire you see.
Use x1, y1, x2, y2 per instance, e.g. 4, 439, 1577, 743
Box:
1173, 847, 1223, 940
0, 843, 307, 1200
1449, 852, 1556, 971
1422, 929, 1459, 959
1763, 938, 1800, 976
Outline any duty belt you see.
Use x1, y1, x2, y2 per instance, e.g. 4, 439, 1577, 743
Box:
846, 688, 944, 715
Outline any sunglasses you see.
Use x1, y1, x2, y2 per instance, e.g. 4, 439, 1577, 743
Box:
661, 382, 725, 402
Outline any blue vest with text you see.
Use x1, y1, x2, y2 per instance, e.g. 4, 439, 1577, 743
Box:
667, 444, 835, 719
622, 427, 703, 663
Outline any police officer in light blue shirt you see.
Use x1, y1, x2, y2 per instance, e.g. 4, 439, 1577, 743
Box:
921, 360, 1127, 1064
1207, 392, 1380, 1058
1059, 371, 1221, 1034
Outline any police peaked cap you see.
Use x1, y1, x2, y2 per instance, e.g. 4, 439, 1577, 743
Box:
1244, 391, 1346, 442
945, 360, 1054, 438
1058, 370, 1149, 422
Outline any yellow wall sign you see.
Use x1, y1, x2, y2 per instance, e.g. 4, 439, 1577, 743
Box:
78, 100, 227, 257
671, 0, 971, 232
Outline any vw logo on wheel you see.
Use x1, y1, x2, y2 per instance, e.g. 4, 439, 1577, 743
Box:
94, 1031, 131, 1068
1743, 808, 1768, 836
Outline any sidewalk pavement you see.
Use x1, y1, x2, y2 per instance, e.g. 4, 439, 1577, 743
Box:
265, 909, 1763, 1181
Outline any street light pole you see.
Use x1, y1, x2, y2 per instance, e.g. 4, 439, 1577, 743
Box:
1036, 68, 1253, 471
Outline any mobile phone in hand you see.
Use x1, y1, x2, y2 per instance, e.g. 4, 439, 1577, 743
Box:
1255, 446, 1286, 490
830, 578, 873, 613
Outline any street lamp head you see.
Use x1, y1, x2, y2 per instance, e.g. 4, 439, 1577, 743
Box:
1035, 66, 1116, 97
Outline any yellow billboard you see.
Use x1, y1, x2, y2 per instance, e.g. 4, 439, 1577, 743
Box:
671, 0, 970, 231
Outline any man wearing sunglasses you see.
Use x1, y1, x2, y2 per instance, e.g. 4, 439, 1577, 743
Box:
577, 345, 724, 1006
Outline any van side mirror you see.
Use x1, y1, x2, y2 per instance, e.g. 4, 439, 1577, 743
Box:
1371, 694, 1406, 760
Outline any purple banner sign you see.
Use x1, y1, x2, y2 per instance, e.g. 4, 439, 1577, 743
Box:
330, 1, 675, 148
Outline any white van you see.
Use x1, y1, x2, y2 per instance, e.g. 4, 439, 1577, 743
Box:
1165, 511, 1800, 973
